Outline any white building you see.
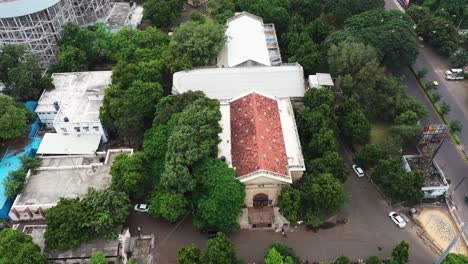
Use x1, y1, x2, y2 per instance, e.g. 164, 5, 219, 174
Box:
35, 71, 112, 143
218, 91, 305, 229
9, 149, 133, 221
172, 63, 305, 100
217, 12, 282, 67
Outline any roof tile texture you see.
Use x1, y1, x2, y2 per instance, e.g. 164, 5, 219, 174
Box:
230, 92, 288, 177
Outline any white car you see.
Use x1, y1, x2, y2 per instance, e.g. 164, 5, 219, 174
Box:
134, 204, 149, 213
352, 164, 365, 177
389, 212, 406, 228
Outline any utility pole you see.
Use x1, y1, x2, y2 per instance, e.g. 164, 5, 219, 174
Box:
435, 222, 468, 264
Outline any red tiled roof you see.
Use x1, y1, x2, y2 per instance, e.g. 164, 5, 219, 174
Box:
230, 92, 288, 177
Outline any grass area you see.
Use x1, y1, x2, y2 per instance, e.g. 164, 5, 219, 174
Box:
370, 123, 391, 145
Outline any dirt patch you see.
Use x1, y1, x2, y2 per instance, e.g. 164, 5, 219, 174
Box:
414, 207, 468, 255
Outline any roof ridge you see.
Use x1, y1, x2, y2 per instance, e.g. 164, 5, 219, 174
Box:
251, 92, 264, 170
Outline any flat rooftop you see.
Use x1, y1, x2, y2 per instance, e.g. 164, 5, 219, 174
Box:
15, 149, 132, 206
36, 133, 101, 155
105, 2, 143, 31
36, 71, 112, 123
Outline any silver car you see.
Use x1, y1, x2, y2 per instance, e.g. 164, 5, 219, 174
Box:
389, 212, 406, 228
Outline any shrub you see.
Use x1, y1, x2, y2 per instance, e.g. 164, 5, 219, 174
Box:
449, 120, 463, 133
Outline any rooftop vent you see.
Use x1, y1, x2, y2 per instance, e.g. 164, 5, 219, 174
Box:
53, 101, 59, 111
63, 117, 69, 122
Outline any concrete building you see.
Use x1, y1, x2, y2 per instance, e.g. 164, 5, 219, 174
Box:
218, 91, 305, 229
9, 149, 133, 221
172, 63, 305, 100
35, 71, 112, 143
217, 12, 282, 68
105, 1, 144, 32
36, 133, 102, 156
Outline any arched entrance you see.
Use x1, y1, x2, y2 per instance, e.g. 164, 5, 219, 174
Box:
253, 193, 269, 208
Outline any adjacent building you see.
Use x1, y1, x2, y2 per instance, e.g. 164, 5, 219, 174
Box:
9, 149, 133, 221
35, 71, 112, 143
218, 91, 305, 229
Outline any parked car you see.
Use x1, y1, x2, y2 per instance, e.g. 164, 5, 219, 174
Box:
134, 204, 149, 213
207, 232, 217, 239
445, 69, 464, 80
389, 212, 406, 228
352, 164, 365, 177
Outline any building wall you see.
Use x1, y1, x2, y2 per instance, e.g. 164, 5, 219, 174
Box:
243, 177, 285, 207
36, 110, 57, 128
9, 204, 52, 221
290, 170, 303, 182
53, 121, 108, 143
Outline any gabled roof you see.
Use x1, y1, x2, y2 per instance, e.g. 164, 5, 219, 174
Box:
217, 12, 271, 67
230, 92, 288, 177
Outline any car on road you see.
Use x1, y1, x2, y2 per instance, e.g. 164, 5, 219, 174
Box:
134, 204, 149, 213
389, 212, 406, 228
445, 69, 464, 80
432, 80, 439, 86
352, 164, 365, 177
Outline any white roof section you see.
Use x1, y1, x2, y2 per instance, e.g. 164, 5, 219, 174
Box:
172, 64, 305, 100
36, 71, 112, 123
308, 73, 334, 88
0, 0, 60, 18
218, 102, 232, 167
217, 12, 271, 67
37, 133, 101, 155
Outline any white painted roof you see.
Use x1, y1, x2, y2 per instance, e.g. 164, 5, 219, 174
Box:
0, 0, 60, 19
37, 133, 101, 155
172, 64, 305, 100
217, 12, 271, 67
308, 73, 334, 88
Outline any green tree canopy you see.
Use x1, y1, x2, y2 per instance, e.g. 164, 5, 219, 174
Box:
110, 152, 150, 198
391, 240, 409, 264
416, 14, 459, 56
308, 151, 349, 182
178, 244, 201, 264
285, 31, 321, 76
354, 144, 385, 169
201, 232, 238, 264
148, 188, 189, 222
208, 0, 235, 24
266, 242, 301, 264
365, 255, 381, 264
306, 17, 331, 44
327, 41, 379, 78
0, 228, 46, 264
394, 110, 418, 125
0, 45, 53, 101
335, 255, 351, 264
337, 97, 371, 145
324, 0, 385, 26
143, 0, 185, 29
441, 253, 468, 264
4, 156, 42, 198
193, 158, 245, 232
278, 185, 301, 222
0, 95, 30, 140
90, 251, 107, 264
170, 21, 226, 67
235, 0, 291, 34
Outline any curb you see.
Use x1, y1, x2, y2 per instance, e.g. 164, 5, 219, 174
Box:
408, 66, 468, 162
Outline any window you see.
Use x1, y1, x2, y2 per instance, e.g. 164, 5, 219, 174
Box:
74, 127, 80, 132
61, 128, 67, 133
83, 127, 89, 132
93, 126, 99, 132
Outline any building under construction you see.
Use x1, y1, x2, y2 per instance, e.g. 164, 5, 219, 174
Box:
0, 0, 113, 66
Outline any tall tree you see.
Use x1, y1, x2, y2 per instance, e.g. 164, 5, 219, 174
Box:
308, 151, 349, 182
110, 152, 150, 198
327, 41, 379, 79
90, 251, 107, 264
201, 232, 238, 264
178, 244, 201, 264
193, 158, 245, 232
278, 185, 302, 222
170, 21, 226, 66
148, 188, 189, 222
324, 0, 385, 26
0, 228, 47, 264
0, 95, 30, 140
266, 242, 301, 264
391, 240, 409, 264
416, 14, 459, 56
144, 0, 185, 30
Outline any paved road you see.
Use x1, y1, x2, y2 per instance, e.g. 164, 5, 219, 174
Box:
127, 151, 437, 263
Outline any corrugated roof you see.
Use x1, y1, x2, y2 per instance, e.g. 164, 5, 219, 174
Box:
172, 64, 305, 100
230, 92, 288, 177
37, 133, 101, 155
0, 0, 61, 18
217, 12, 271, 67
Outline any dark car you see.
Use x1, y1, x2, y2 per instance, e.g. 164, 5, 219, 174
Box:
207, 231, 218, 239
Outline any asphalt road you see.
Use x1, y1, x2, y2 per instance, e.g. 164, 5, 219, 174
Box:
127, 148, 437, 263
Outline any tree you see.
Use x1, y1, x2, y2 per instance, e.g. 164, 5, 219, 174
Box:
335, 255, 351, 264
266, 242, 301, 264
449, 50, 468, 68
161, 99, 221, 193
148, 189, 189, 222
324, 0, 385, 26
265, 248, 284, 264
306, 18, 330, 43
235, 0, 291, 34
110, 152, 149, 198
300, 173, 347, 216
390, 124, 423, 148
193, 158, 245, 232
308, 127, 339, 158
278, 185, 301, 222
449, 120, 463, 133
201, 232, 237, 264
51, 45, 88, 73
441, 253, 468, 264
178, 244, 201, 264
327, 41, 380, 79
366, 255, 381, 264
431, 92, 442, 103
208, 0, 235, 24
144, 0, 185, 30
170, 21, 226, 66
3, 168, 28, 198
305, 211, 324, 229
0, 45, 53, 101
391, 240, 409, 264
416, 14, 459, 56
308, 151, 349, 182
189, 11, 206, 23
340, 109, 370, 145
292, 0, 322, 23
285, 32, 321, 75
394, 111, 418, 126
354, 144, 385, 168
90, 251, 107, 264
440, 101, 451, 116
0, 228, 46, 264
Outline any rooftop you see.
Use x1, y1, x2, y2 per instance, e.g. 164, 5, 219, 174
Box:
308, 73, 334, 88
0, 0, 60, 19
172, 63, 305, 100
230, 92, 288, 176
105, 2, 143, 31
402, 155, 449, 187
36, 71, 112, 123
36, 133, 101, 155
14, 149, 132, 206
218, 12, 271, 67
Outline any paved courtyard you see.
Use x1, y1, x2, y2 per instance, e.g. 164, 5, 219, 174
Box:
126, 146, 437, 263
